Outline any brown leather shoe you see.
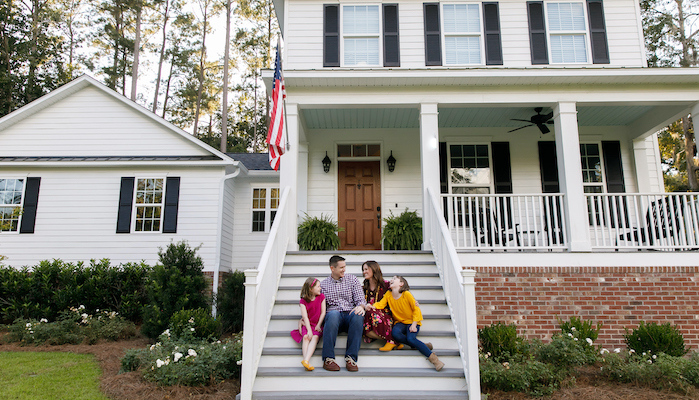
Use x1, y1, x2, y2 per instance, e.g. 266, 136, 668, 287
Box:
344, 356, 359, 372
323, 358, 340, 371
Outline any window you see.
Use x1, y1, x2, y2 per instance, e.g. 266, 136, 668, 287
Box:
252, 187, 280, 232
442, 4, 482, 65
449, 144, 491, 194
337, 144, 381, 158
134, 178, 164, 232
343, 5, 380, 66
0, 178, 24, 232
580, 143, 603, 193
546, 2, 588, 63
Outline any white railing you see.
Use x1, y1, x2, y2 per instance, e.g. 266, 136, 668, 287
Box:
442, 193, 568, 251
427, 188, 481, 400
240, 186, 291, 400
586, 193, 699, 251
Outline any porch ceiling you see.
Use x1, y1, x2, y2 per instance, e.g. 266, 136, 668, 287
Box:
300, 105, 656, 130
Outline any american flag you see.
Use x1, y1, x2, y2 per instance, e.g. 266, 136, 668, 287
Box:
267, 45, 286, 171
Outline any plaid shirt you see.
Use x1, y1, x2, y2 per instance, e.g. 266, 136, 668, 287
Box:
320, 273, 366, 312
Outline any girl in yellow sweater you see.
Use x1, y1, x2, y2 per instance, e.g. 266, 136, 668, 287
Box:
367, 276, 444, 371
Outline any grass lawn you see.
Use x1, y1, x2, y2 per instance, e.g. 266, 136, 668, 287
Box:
0, 352, 108, 400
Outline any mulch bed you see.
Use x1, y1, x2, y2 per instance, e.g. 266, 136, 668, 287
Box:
0, 334, 696, 399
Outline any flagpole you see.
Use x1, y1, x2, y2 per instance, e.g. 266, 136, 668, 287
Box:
279, 37, 290, 152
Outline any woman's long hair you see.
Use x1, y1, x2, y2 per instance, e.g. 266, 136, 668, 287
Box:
362, 260, 385, 291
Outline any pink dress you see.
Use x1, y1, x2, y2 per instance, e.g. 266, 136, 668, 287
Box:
290, 293, 325, 343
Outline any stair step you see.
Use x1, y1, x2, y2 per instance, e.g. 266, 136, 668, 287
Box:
271, 314, 452, 320
258, 353, 463, 369
261, 348, 461, 356
248, 390, 469, 400
265, 330, 456, 337
276, 287, 446, 301
277, 284, 443, 291
256, 366, 465, 377
263, 333, 459, 349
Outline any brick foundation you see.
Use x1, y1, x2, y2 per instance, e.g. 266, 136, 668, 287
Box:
203, 271, 231, 298
473, 266, 699, 349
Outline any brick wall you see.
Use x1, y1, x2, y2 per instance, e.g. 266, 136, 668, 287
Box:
203, 271, 231, 298
474, 266, 699, 349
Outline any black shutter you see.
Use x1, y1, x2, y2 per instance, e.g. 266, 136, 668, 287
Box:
19, 177, 40, 234
439, 142, 449, 220
162, 177, 180, 233
602, 141, 625, 193
323, 5, 340, 67
527, 1, 549, 65
384, 4, 400, 67
424, 3, 442, 66
116, 177, 134, 233
587, 0, 610, 64
483, 3, 503, 65
492, 142, 512, 194
538, 141, 559, 193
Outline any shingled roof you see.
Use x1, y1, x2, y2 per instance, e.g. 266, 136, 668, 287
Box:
227, 153, 274, 171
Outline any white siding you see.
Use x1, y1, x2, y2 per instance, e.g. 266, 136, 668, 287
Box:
231, 176, 279, 271
219, 177, 236, 270
0, 166, 225, 271
0, 86, 210, 157
284, 0, 645, 70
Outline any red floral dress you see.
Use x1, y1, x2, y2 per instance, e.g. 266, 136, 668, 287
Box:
363, 280, 395, 344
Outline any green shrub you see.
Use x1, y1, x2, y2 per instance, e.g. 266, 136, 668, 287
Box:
624, 321, 688, 357
170, 308, 221, 340
120, 331, 243, 386
480, 355, 565, 397
297, 214, 341, 251
382, 209, 422, 250
536, 333, 599, 369
479, 323, 529, 363
141, 241, 209, 340
600, 351, 699, 394
559, 316, 601, 342
215, 271, 245, 333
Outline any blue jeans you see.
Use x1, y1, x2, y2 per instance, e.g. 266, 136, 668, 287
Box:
392, 322, 432, 358
322, 310, 364, 361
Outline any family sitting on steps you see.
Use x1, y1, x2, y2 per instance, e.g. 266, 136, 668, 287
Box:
289, 255, 445, 372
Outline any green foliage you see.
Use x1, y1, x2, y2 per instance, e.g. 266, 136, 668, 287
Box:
120, 331, 243, 386
215, 271, 245, 333
141, 241, 209, 340
170, 308, 221, 340
0, 260, 151, 325
297, 214, 341, 251
480, 355, 565, 397
535, 333, 599, 369
559, 316, 601, 342
382, 209, 423, 251
624, 321, 688, 357
479, 323, 529, 363
600, 351, 699, 394
5, 307, 136, 346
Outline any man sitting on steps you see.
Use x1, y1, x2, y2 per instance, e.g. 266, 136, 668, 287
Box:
320, 255, 366, 372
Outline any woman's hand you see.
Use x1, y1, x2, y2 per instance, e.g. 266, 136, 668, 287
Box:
365, 304, 375, 311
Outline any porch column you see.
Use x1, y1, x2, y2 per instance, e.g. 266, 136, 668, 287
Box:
553, 102, 591, 252
298, 141, 309, 215
420, 103, 440, 250
281, 103, 299, 251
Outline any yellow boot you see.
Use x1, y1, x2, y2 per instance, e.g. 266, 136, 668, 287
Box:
379, 342, 397, 351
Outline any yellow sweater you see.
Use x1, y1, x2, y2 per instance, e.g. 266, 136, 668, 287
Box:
373, 290, 423, 326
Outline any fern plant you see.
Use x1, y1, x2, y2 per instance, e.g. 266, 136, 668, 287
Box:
297, 214, 342, 251
382, 209, 422, 250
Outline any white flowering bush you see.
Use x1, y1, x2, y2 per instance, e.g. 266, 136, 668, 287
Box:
536, 318, 601, 369
120, 329, 243, 386
5, 306, 136, 345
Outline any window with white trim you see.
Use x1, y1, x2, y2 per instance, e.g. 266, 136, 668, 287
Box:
343, 5, 381, 66
449, 144, 492, 194
546, 2, 588, 63
0, 178, 24, 232
134, 178, 164, 232
580, 143, 604, 193
252, 187, 280, 232
442, 3, 483, 65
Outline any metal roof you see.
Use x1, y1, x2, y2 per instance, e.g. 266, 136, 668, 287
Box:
0, 155, 223, 162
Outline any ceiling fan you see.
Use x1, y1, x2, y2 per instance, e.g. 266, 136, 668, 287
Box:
508, 107, 554, 134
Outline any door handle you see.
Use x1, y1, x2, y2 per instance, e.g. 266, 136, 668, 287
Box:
377, 212, 381, 229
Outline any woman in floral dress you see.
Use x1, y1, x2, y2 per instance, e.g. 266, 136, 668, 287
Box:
362, 260, 402, 351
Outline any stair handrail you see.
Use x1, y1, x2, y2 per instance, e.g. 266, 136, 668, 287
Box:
427, 187, 481, 400
240, 186, 291, 400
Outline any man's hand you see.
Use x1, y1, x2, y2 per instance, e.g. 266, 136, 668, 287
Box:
352, 305, 366, 316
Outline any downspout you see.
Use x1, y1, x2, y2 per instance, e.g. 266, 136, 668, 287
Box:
212, 164, 243, 318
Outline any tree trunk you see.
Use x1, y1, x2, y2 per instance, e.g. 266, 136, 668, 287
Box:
130, 3, 141, 101
220, 0, 230, 152
26, 0, 41, 102
685, 116, 699, 190
1, 0, 13, 114
193, 3, 208, 137
162, 52, 175, 118
152, 0, 170, 113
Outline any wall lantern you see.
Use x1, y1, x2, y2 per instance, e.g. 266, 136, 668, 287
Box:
322, 151, 332, 173
386, 151, 397, 172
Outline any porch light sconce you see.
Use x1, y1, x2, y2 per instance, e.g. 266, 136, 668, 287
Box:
386, 151, 397, 172
322, 152, 332, 173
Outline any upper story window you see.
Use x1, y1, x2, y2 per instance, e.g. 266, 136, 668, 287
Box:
527, 0, 609, 65
424, 2, 502, 66
449, 144, 492, 194
324, 4, 400, 68
252, 187, 280, 232
0, 178, 24, 232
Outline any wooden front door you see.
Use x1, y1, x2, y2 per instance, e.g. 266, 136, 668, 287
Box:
338, 161, 381, 250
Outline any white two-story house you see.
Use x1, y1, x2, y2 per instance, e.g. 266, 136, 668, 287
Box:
239, 0, 699, 399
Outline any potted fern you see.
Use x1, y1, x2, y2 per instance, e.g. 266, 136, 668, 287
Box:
382, 209, 423, 250
297, 214, 342, 251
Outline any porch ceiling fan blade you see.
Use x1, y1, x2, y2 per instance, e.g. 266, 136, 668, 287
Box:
510, 118, 534, 123
508, 125, 533, 133
537, 124, 551, 134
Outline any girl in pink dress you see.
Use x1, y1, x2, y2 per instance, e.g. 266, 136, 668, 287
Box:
290, 277, 326, 371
